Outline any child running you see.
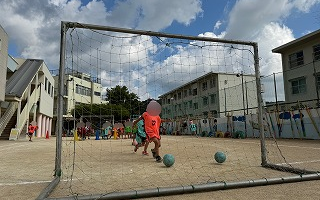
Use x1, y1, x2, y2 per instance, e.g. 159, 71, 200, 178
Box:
133, 118, 149, 155
133, 101, 170, 162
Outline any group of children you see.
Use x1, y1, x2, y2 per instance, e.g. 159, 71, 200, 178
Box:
102, 126, 133, 140
77, 126, 93, 140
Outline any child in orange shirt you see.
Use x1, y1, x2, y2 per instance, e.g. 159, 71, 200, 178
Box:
133, 111, 169, 162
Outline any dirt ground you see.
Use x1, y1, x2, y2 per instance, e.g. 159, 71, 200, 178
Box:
0, 136, 319, 200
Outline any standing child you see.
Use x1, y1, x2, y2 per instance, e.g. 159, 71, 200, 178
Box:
213, 119, 218, 137
190, 120, 197, 137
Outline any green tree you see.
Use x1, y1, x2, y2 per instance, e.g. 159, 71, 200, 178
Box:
105, 85, 143, 116
73, 103, 130, 122
73, 86, 159, 122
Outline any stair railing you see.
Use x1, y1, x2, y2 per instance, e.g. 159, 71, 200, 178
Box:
0, 102, 18, 136
17, 85, 40, 135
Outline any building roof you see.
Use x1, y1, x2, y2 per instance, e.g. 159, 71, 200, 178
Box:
6, 59, 43, 98
272, 29, 320, 53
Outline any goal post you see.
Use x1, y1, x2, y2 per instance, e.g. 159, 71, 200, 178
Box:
61, 20, 266, 160
38, 21, 320, 200
57, 20, 267, 161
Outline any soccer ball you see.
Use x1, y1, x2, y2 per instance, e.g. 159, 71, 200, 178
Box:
214, 151, 226, 163
163, 154, 175, 167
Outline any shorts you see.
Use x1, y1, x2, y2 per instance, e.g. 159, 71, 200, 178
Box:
146, 132, 160, 140
135, 134, 147, 144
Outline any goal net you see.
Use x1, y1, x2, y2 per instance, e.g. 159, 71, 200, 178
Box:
42, 21, 320, 199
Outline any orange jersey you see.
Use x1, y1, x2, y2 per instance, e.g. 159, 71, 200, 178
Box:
142, 112, 161, 140
28, 125, 36, 133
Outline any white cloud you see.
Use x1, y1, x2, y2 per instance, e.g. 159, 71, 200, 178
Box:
254, 22, 294, 75
134, 0, 203, 30
224, 0, 320, 40
292, 0, 320, 12
214, 20, 222, 30
224, 0, 291, 40
221, 0, 318, 77
1, 0, 320, 100
0, 0, 202, 70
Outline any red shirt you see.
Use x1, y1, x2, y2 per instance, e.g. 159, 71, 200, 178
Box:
142, 112, 161, 140
28, 125, 37, 133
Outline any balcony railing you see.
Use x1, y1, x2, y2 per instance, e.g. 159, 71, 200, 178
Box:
50, 69, 101, 83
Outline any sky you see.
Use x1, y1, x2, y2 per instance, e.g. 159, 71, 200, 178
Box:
1, 0, 320, 100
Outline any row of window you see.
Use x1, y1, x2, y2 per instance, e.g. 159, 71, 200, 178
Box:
167, 93, 217, 112
289, 44, 320, 68
75, 85, 101, 97
76, 85, 92, 96
166, 78, 216, 104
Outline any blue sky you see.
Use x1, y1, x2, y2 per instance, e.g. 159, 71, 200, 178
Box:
1, 0, 320, 99
1, 0, 319, 71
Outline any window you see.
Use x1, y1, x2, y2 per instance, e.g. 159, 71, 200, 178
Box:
192, 88, 197, 96
45, 78, 48, 91
210, 94, 216, 104
189, 100, 192, 108
289, 51, 304, 68
313, 44, 320, 61
184, 102, 188, 109
211, 110, 218, 118
210, 78, 216, 88
188, 88, 192, 96
48, 82, 51, 95
203, 96, 208, 106
83, 76, 91, 82
64, 85, 68, 96
202, 81, 207, 91
193, 102, 198, 110
316, 74, 320, 90
291, 77, 306, 94
184, 90, 188, 97
76, 85, 92, 96
94, 91, 101, 96
178, 92, 182, 99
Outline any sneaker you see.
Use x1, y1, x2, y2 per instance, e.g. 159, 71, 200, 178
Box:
142, 151, 149, 156
156, 156, 162, 162
134, 145, 138, 152
151, 149, 156, 158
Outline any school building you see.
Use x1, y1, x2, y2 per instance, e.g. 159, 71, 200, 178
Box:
159, 72, 258, 120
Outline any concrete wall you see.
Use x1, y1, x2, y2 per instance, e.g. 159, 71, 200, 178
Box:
38, 62, 54, 118
0, 25, 8, 101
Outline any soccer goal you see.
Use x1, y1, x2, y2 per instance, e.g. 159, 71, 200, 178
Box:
38, 21, 320, 200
